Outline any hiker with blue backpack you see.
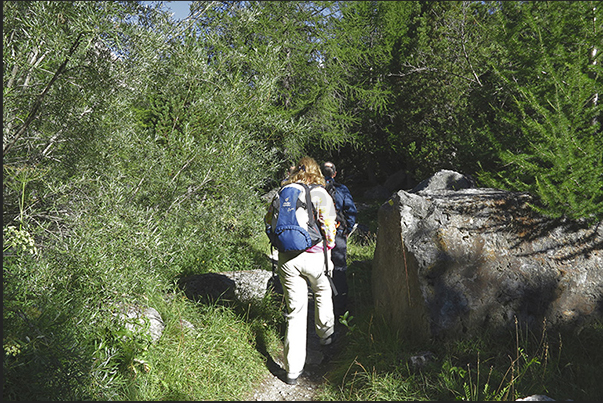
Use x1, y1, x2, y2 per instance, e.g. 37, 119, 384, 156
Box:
321, 161, 357, 318
264, 156, 337, 385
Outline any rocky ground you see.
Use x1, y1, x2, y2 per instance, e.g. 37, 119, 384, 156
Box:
246, 293, 346, 401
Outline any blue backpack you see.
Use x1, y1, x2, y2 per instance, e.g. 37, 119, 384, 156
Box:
264, 182, 339, 296
265, 183, 322, 252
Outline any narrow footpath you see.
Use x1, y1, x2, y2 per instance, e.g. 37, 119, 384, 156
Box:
248, 292, 345, 401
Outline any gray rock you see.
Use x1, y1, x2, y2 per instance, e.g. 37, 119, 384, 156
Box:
409, 351, 435, 369
410, 169, 476, 193
116, 304, 165, 343
179, 269, 274, 304
225, 269, 274, 303
372, 170, 603, 342
516, 395, 556, 401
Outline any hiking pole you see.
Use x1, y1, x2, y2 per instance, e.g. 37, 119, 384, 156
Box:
268, 245, 280, 293
271, 245, 276, 276
322, 233, 338, 296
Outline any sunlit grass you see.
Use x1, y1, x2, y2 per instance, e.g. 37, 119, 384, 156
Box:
129, 299, 268, 401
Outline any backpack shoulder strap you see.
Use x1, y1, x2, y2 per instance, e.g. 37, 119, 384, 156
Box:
325, 180, 337, 197
299, 183, 318, 227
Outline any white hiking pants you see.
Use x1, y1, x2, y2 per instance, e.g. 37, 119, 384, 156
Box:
278, 249, 335, 378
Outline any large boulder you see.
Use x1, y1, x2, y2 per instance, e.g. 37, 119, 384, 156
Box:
372, 170, 603, 342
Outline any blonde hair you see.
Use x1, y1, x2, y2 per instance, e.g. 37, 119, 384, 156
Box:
282, 156, 325, 186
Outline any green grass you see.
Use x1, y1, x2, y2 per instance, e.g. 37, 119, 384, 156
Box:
126, 298, 268, 401
317, 310, 603, 401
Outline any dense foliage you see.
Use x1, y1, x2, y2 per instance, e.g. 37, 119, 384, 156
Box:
3, 1, 601, 400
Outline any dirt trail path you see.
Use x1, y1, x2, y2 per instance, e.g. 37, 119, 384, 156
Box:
247, 294, 344, 401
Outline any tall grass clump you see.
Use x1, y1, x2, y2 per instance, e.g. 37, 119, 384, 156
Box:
320, 292, 603, 401
122, 295, 272, 401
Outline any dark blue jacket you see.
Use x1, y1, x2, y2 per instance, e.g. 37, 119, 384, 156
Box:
325, 177, 357, 234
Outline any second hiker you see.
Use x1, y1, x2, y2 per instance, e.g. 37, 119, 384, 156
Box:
321, 161, 357, 318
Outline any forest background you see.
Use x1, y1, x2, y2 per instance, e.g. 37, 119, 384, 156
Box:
3, 1, 602, 400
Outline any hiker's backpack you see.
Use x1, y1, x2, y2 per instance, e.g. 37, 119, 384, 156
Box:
265, 182, 339, 296
325, 181, 348, 231
265, 183, 323, 252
